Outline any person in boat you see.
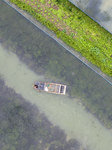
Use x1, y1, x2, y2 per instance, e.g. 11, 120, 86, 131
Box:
34, 84, 38, 89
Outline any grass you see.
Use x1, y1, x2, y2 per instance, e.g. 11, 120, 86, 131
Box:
10, 0, 112, 76
1, 1, 112, 129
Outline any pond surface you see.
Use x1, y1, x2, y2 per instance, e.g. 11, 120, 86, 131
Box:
0, 0, 112, 150
69, 0, 112, 34
0, 44, 112, 150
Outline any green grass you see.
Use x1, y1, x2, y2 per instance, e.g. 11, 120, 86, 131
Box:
9, 0, 112, 76
1, 1, 112, 129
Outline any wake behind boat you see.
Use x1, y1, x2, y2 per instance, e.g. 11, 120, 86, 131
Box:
33, 82, 66, 95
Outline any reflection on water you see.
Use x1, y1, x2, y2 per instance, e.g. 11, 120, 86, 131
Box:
0, 45, 112, 150
69, 0, 112, 33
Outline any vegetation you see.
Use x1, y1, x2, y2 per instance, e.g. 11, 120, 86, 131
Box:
9, 0, 112, 76
1, 0, 112, 130
0, 78, 86, 150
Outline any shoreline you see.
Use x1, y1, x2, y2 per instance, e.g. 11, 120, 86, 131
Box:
1, 0, 111, 129
3, 0, 112, 85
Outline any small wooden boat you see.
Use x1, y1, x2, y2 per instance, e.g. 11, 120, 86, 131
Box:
33, 82, 66, 95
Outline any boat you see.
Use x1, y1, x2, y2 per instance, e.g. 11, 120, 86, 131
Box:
33, 82, 66, 95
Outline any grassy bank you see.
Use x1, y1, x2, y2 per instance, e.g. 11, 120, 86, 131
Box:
9, 0, 112, 76
1, 0, 112, 129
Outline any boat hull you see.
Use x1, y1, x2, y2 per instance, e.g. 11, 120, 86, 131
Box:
33, 82, 66, 95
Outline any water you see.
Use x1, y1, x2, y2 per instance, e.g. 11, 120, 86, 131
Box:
1, 0, 112, 149
69, 0, 112, 33
0, 45, 112, 150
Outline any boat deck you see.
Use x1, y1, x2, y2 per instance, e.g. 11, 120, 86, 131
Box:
45, 83, 60, 93
33, 82, 66, 95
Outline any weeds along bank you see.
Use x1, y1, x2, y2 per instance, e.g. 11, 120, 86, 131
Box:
9, 0, 112, 76
1, 0, 112, 129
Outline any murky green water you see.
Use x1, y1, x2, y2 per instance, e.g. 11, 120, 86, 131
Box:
69, 0, 112, 33
1, 0, 112, 150
0, 45, 112, 150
